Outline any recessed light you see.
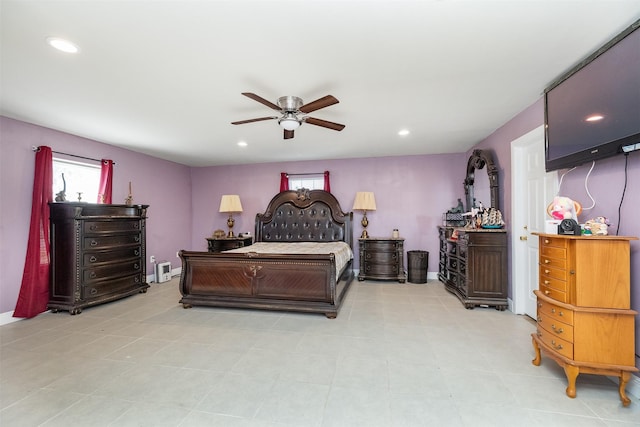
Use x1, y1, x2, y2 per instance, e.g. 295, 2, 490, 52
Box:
398, 129, 410, 136
585, 114, 604, 122
237, 141, 248, 147
46, 37, 79, 53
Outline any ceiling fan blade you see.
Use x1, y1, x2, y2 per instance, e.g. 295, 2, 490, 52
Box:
304, 117, 345, 131
231, 116, 277, 125
241, 92, 281, 111
284, 129, 295, 139
299, 95, 339, 114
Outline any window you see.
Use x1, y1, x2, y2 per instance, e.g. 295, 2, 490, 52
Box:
52, 158, 100, 202
288, 175, 324, 190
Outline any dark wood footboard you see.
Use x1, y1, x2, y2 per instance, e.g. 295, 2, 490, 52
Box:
178, 250, 354, 318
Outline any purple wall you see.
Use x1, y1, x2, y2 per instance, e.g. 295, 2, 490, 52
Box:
559, 151, 640, 366
190, 154, 466, 269
0, 117, 192, 314
471, 97, 640, 373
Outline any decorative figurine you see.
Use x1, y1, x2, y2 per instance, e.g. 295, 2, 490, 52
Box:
125, 181, 133, 206
584, 216, 610, 235
55, 173, 66, 202
77, 192, 82, 202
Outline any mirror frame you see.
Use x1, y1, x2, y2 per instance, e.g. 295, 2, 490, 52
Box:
464, 149, 499, 212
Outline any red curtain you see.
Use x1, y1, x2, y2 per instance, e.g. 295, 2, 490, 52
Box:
14, 146, 54, 318
98, 159, 113, 203
323, 170, 331, 192
280, 172, 289, 192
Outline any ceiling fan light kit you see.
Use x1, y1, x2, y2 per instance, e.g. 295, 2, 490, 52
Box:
278, 112, 301, 131
232, 92, 345, 139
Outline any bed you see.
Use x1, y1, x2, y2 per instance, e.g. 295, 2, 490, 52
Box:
178, 189, 355, 318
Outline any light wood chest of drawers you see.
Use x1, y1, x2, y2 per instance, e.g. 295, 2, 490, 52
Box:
531, 233, 638, 406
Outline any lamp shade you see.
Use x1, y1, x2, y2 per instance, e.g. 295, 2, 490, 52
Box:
278, 113, 301, 131
353, 192, 376, 211
219, 195, 243, 213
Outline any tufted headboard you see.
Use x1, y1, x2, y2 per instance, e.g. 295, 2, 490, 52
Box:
255, 189, 353, 248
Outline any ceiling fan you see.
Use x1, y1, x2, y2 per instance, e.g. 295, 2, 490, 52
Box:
231, 92, 345, 139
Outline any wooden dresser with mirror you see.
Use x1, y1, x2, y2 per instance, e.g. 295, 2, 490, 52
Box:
438, 149, 508, 310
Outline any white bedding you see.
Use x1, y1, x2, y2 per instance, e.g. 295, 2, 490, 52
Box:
226, 241, 353, 280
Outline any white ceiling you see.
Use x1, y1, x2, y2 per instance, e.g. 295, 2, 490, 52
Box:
2, 1, 640, 167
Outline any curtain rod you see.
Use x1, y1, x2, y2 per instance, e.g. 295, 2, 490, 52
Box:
32, 146, 116, 165
286, 172, 326, 177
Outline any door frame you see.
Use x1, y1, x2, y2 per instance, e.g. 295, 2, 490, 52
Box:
510, 125, 557, 315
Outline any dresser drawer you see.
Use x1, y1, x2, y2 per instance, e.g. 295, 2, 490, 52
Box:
364, 251, 400, 264
362, 262, 399, 276
458, 244, 467, 259
536, 326, 573, 359
539, 265, 567, 281
537, 311, 574, 342
83, 274, 144, 300
83, 260, 142, 283
539, 275, 568, 293
83, 233, 142, 250
540, 245, 567, 260
540, 255, 567, 269
83, 220, 141, 234
540, 236, 568, 249
539, 283, 568, 303
362, 241, 399, 252
537, 295, 574, 325
83, 247, 141, 266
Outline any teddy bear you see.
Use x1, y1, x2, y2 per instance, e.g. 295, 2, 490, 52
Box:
549, 196, 578, 221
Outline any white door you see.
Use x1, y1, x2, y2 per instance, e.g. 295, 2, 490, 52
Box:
511, 126, 558, 318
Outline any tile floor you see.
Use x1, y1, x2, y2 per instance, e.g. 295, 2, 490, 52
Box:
1, 278, 639, 426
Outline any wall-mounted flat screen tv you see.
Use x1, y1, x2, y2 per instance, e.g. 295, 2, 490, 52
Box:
544, 19, 640, 172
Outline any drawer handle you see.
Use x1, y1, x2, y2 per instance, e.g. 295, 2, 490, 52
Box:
134, 249, 139, 256
134, 223, 139, 229
89, 256, 97, 263
89, 272, 96, 279
537, 316, 542, 323
90, 240, 98, 246
89, 225, 97, 231
537, 302, 542, 308
90, 288, 98, 295
551, 324, 564, 334
551, 308, 556, 314
544, 239, 550, 244
551, 340, 563, 351
544, 269, 550, 274
558, 311, 564, 317
134, 276, 140, 283
134, 263, 140, 270
134, 236, 140, 242
544, 259, 550, 264
544, 280, 550, 285
536, 331, 542, 338
544, 290, 550, 295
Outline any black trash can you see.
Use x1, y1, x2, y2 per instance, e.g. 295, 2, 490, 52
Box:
407, 250, 428, 283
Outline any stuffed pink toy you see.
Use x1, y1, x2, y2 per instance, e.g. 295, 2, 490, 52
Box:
549, 196, 577, 221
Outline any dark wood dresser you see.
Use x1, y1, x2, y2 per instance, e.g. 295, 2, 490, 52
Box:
48, 203, 150, 314
438, 226, 507, 310
206, 235, 253, 253
358, 238, 406, 283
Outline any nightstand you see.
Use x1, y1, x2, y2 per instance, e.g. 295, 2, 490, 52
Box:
358, 237, 406, 283
206, 236, 253, 253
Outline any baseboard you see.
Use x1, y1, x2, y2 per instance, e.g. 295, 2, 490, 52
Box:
0, 310, 21, 326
